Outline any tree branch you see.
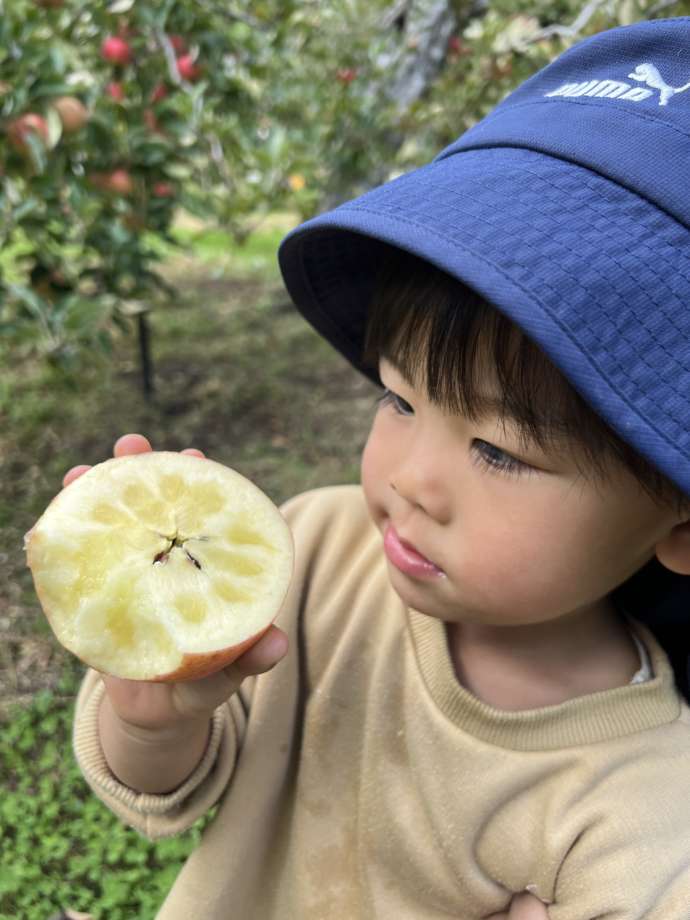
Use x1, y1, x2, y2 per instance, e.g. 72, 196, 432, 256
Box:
525, 0, 609, 43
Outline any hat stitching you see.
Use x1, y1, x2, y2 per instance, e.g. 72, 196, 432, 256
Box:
343, 201, 690, 460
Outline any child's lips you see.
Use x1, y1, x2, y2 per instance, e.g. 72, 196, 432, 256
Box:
383, 525, 445, 578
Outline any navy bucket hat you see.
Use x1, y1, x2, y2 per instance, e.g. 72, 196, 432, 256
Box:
278, 17, 690, 499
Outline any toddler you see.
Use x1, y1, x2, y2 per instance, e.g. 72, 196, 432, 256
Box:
72, 17, 690, 918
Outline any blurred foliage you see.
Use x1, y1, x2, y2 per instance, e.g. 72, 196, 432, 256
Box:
0, 674, 218, 920
1, 0, 686, 369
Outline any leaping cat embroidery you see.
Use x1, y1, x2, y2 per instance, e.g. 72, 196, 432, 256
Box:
628, 63, 690, 106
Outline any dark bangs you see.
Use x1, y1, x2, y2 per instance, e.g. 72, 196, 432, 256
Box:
362, 246, 689, 514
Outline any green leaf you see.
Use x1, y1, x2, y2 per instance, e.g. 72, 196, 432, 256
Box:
12, 197, 42, 222
46, 108, 63, 149
6, 284, 48, 322
162, 162, 193, 180
23, 132, 47, 175
48, 45, 66, 76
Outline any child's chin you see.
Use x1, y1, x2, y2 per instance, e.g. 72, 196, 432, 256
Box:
386, 566, 451, 618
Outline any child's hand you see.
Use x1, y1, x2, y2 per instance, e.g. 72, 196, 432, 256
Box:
487, 891, 550, 920
63, 433, 289, 733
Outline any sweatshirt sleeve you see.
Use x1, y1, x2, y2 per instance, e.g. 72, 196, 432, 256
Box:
548, 732, 690, 920
72, 667, 251, 840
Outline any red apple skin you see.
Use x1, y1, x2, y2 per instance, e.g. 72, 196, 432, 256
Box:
336, 68, 357, 84
176, 54, 202, 82
152, 181, 175, 198
102, 36, 132, 66
106, 168, 135, 196
106, 82, 125, 102
90, 168, 134, 196
149, 625, 273, 683
7, 113, 49, 154
53, 96, 89, 133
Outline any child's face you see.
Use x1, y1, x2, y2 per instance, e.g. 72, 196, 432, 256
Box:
361, 357, 680, 629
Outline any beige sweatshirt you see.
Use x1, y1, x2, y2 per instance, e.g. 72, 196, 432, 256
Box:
73, 485, 690, 919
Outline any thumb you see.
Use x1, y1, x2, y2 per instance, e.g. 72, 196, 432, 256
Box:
226, 625, 289, 679
171, 625, 288, 717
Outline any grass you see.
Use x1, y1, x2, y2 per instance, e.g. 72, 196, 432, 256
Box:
0, 215, 378, 918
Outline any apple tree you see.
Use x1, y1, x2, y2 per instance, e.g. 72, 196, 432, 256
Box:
0, 0, 675, 387
0, 0, 296, 388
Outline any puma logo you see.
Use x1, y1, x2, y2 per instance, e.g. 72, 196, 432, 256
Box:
627, 63, 690, 106
545, 62, 690, 107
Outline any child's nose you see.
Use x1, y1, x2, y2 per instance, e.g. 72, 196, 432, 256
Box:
389, 450, 450, 523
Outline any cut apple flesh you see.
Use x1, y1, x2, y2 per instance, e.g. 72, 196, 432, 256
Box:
25, 452, 294, 681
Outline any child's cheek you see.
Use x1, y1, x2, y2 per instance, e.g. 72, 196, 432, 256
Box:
360, 422, 388, 525
449, 508, 573, 623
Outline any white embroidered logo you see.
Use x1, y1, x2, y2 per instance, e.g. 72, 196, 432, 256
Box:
628, 63, 690, 105
545, 62, 690, 106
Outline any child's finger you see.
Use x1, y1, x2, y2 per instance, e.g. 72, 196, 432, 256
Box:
114, 433, 153, 457
62, 433, 153, 489
181, 448, 206, 458
225, 625, 289, 680
62, 465, 92, 488
170, 628, 289, 719
508, 893, 551, 920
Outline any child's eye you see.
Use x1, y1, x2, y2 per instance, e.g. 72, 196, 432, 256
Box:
471, 439, 534, 477
377, 388, 414, 416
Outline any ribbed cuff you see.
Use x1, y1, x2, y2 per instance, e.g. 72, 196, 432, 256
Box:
72, 672, 226, 815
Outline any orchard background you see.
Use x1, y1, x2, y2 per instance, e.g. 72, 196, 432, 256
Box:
1, 1, 685, 918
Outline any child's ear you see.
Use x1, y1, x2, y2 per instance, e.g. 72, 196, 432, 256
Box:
655, 520, 690, 575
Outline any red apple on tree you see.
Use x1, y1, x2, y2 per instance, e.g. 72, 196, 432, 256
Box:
7, 113, 49, 155
52, 96, 89, 134
106, 82, 125, 103
102, 36, 132, 66
106, 168, 135, 196
176, 54, 202, 82
90, 168, 135, 197
336, 68, 357, 84
152, 181, 175, 198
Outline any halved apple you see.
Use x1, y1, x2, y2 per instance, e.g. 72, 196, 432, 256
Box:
25, 451, 294, 681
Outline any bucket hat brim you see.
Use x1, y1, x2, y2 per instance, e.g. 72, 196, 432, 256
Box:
279, 145, 690, 497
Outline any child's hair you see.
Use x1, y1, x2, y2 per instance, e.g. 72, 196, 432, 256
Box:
362, 245, 689, 516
